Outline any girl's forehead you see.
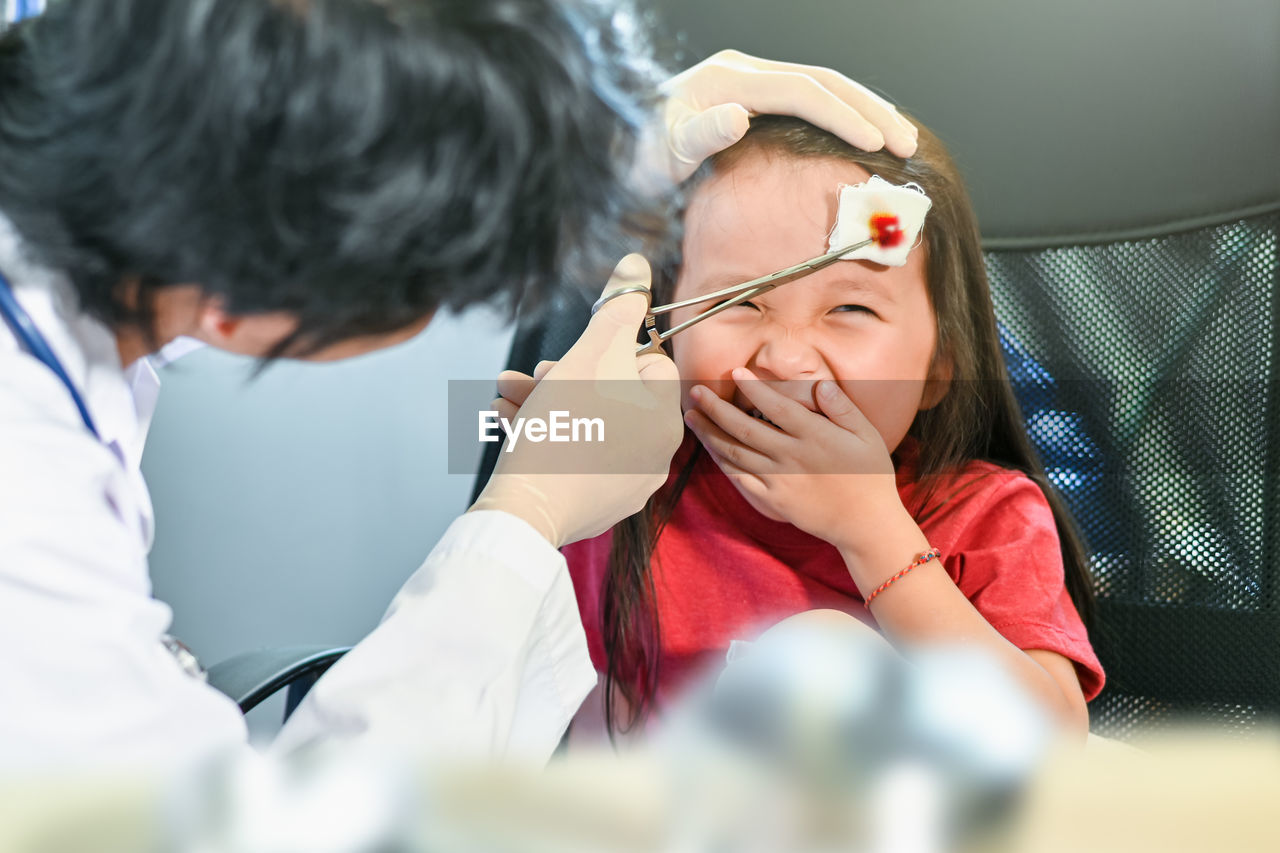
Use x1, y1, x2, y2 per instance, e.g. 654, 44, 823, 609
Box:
683, 153, 875, 268
677, 152, 929, 306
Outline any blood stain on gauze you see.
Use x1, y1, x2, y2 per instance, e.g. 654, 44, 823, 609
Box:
826, 175, 932, 267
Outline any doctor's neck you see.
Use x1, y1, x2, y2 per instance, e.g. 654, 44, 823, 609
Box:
112, 280, 316, 367
111, 280, 435, 368
111, 282, 209, 370
114, 326, 162, 371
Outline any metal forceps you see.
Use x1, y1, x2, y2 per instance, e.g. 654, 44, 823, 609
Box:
591, 236, 881, 356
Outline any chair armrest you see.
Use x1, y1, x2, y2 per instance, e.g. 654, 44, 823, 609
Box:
207, 645, 350, 715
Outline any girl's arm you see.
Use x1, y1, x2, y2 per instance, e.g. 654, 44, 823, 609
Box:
837, 512, 1090, 736
685, 375, 1092, 738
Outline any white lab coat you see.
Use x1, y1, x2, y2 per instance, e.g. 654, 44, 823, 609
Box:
0, 214, 596, 772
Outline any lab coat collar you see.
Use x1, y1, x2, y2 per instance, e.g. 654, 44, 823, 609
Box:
0, 212, 202, 544
0, 213, 142, 469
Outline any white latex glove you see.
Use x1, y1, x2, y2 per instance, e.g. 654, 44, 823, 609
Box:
639, 49, 919, 190
469, 254, 682, 548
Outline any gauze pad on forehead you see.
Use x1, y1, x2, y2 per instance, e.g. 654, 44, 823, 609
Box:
827, 175, 932, 267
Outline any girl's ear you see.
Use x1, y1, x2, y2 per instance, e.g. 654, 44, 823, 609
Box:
919, 348, 953, 411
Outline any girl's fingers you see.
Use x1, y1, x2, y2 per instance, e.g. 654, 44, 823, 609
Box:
729, 368, 822, 438
688, 384, 787, 458
532, 360, 557, 381
698, 435, 771, 498
814, 380, 879, 438
684, 408, 774, 475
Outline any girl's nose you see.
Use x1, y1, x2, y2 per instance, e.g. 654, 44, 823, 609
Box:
749, 331, 829, 380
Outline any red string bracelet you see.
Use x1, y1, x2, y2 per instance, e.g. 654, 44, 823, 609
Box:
864, 547, 942, 609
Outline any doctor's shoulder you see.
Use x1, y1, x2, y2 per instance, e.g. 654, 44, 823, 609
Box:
0, 351, 146, 542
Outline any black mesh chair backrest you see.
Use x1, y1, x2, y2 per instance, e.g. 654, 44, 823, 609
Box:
474, 0, 1280, 739
987, 211, 1280, 737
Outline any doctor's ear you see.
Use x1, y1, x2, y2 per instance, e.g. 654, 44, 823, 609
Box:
192, 295, 435, 361
196, 297, 236, 339
192, 295, 300, 358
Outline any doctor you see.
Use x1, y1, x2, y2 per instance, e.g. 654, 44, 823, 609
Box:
0, 0, 918, 771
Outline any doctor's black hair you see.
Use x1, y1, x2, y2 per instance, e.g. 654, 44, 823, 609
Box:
0, 0, 666, 356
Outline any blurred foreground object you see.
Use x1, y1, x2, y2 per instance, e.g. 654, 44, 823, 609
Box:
425, 617, 1057, 852
4, 620, 1276, 851
681, 615, 1052, 851
1015, 729, 1280, 853
1, 620, 1053, 851
4, 728, 1278, 852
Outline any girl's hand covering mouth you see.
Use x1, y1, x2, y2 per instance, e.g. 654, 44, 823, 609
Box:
684, 368, 907, 552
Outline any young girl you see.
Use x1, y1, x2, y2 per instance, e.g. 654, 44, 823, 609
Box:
563, 115, 1103, 740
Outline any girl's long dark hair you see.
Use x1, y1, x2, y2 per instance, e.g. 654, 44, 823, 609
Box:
600, 116, 1097, 736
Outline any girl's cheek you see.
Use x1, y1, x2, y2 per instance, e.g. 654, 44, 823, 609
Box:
675, 327, 747, 412
673, 325, 746, 385
677, 374, 737, 413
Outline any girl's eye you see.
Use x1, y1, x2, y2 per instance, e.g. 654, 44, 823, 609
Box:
832, 304, 875, 316
714, 299, 759, 311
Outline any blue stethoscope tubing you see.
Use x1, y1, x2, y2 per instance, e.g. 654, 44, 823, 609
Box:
3, 6, 96, 439
0, 269, 102, 439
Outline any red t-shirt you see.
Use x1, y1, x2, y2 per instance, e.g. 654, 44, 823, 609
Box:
564, 433, 1105, 707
